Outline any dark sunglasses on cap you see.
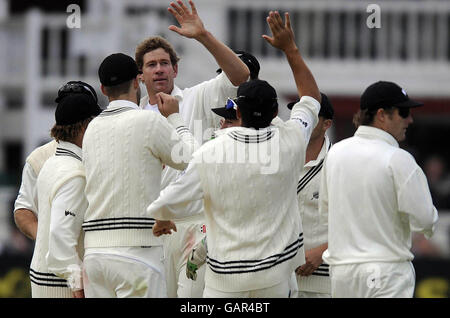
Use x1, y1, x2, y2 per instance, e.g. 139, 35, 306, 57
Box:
56, 82, 98, 104
397, 107, 410, 119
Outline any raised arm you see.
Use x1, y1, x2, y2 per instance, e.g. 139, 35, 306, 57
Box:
262, 11, 321, 102
168, 0, 249, 86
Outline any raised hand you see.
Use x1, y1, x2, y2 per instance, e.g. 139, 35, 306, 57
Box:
168, 0, 207, 39
262, 11, 297, 53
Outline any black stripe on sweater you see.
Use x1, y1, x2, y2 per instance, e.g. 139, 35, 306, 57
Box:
82, 217, 155, 232
206, 233, 303, 274
98, 107, 134, 117
228, 130, 275, 144
29, 268, 68, 287
55, 148, 82, 161
297, 159, 324, 194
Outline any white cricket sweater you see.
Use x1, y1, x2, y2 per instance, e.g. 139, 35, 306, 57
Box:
14, 140, 58, 215
296, 135, 331, 294
26, 140, 58, 176
320, 125, 439, 265
148, 96, 320, 292
82, 100, 194, 248
30, 142, 84, 297
140, 72, 239, 225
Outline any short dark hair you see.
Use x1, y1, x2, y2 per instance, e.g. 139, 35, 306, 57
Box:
50, 117, 94, 143
352, 107, 395, 128
103, 80, 133, 99
135, 36, 180, 71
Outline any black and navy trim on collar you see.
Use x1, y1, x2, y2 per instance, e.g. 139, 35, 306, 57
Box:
228, 130, 275, 144
82, 217, 155, 232
297, 159, 324, 194
206, 233, 303, 274
312, 263, 329, 277
98, 107, 135, 117
29, 268, 69, 288
55, 147, 82, 162
176, 126, 190, 135
296, 141, 332, 194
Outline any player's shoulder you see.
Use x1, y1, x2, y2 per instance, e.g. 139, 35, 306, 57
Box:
27, 140, 57, 160
390, 146, 418, 167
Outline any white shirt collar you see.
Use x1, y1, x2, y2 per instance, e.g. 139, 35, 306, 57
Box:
139, 85, 184, 109
171, 85, 183, 101
108, 100, 140, 110
355, 125, 399, 148
57, 140, 82, 158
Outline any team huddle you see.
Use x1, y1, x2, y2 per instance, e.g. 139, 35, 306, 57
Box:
13, 1, 438, 298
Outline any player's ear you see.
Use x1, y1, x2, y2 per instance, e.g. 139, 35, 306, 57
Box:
173, 64, 178, 78
323, 119, 332, 130
100, 84, 107, 97
236, 107, 242, 120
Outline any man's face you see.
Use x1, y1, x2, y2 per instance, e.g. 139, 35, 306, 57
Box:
141, 48, 178, 95
220, 118, 241, 129
384, 108, 413, 142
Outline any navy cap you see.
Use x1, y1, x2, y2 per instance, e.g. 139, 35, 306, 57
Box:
212, 98, 238, 120
234, 79, 278, 122
55, 94, 101, 125
360, 81, 423, 110
287, 92, 334, 120
55, 81, 99, 106
217, 50, 260, 80
98, 53, 141, 87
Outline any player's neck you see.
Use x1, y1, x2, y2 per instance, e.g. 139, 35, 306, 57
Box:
305, 136, 325, 164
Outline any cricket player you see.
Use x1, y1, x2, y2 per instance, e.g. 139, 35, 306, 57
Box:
30, 92, 101, 298
134, 0, 250, 297
148, 11, 321, 298
13, 81, 99, 241
319, 81, 439, 297
289, 93, 333, 298
81, 53, 195, 298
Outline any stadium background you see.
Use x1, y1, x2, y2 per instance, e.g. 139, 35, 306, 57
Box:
0, 0, 448, 298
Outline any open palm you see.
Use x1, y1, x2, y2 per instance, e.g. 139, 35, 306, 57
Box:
168, 0, 206, 39
262, 11, 296, 52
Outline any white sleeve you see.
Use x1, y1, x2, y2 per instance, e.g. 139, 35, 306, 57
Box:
391, 152, 439, 239
198, 72, 237, 119
289, 95, 320, 145
14, 163, 38, 215
149, 113, 196, 171
318, 157, 329, 227
147, 162, 204, 220
46, 176, 87, 291
167, 112, 200, 156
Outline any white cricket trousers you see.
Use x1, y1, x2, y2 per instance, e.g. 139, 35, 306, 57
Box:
83, 247, 166, 298
203, 279, 291, 298
163, 220, 206, 298
330, 261, 415, 298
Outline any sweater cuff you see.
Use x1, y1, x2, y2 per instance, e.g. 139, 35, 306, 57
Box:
66, 264, 83, 291
166, 113, 186, 128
